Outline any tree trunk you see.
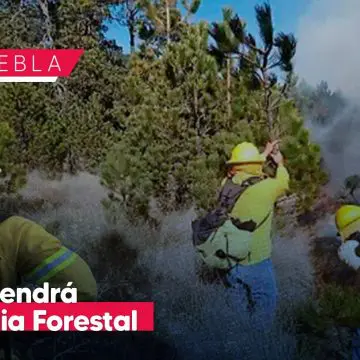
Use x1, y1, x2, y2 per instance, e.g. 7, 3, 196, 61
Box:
38, 0, 53, 48
127, 1, 137, 53
266, 94, 274, 137
226, 57, 232, 121
128, 18, 136, 53
165, 0, 171, 44
262, 68, 274, 140
194, 87, 201, 155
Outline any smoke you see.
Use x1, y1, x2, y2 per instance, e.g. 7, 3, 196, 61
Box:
8, 171, 322, 360
305, 105, 360, 190
295, 0, 360, 190
7, 3, 357, 355
296, 0, 360, 100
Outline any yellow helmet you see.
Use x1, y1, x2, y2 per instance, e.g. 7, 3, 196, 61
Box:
335, 205, 360, 241
226, 142, 265, 165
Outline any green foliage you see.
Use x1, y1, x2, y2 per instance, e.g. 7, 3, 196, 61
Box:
209, 7, 246, 57
0, 0, 124, 180
138, 0, 200, 51
293, 284, 360, 359
0, 81, 117, 175
0, 0, 327, 220
101, 20, 326, 221
208, 1, 298, 145
277, 101, 328, 210
0, 121, 27, 193
298, 284, 360, 331
181, 0, 201, 16
102, 22, 229, 220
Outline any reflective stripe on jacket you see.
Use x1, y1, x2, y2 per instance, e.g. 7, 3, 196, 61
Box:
0, 216, 77, 287
24, 246, 77, 285
0, 215, 97, 301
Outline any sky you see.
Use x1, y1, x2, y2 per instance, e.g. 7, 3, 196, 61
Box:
105, 0, 360, 99
105, 0, 311, 53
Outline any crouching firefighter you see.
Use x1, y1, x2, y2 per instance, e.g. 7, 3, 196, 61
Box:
0, 214, 97, 360
191, 140, 289, 330
335, 205, 360, 360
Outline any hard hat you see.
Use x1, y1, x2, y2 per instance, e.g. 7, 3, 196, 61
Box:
226, 142, 265, 165
335, 205, 360, 241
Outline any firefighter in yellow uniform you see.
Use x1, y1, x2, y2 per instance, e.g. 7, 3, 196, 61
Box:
335, 205, 360, 360
0, 215, 97, 300
0, 214, 97, 360
221, 141, 289, 329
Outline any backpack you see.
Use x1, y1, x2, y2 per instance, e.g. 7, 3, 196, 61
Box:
191, 176, 271, 270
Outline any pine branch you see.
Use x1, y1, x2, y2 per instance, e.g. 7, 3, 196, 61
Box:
265, 59, 282, 71
254, 2, 273, 52
245, 37, 265, 55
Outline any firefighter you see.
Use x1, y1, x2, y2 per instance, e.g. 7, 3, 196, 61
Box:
0, 214, 97, 300
335, 205, 360, 360
222, 141, 289, 327
0, 214, 98, 359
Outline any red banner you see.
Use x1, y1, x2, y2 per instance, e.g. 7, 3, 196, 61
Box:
0, 49, 84, 82
0, 302, 154, 331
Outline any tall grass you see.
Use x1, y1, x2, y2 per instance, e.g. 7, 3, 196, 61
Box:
2, 171, 348, 359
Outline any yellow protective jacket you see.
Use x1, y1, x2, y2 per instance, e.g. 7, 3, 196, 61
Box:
0, 215, 97, 301
222, 164, 290, 265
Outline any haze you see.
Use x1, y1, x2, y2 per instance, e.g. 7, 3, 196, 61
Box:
296, 0, 360, 100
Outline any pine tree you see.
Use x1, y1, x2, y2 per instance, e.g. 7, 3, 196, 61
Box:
108, 0, 144, 53
277, 101, 328, 210
209, 7, 246, 120
243, 2, 297, 138
137, 0, 200, 53
101, 22, 230, 221
0, 0, 329, 218
101, 19, 327, 221
0, 0, 125, 176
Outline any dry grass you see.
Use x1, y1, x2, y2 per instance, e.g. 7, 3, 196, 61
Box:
0, 171, 349, 360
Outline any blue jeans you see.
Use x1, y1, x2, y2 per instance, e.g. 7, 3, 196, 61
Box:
353, 328, 360, 360
226, 258, 277, 331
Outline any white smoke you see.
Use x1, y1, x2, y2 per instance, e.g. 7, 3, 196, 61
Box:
296, 0, 360, 100
305, 105, 360, 189
11, 172, 319, 360
295, 0, 360, 190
